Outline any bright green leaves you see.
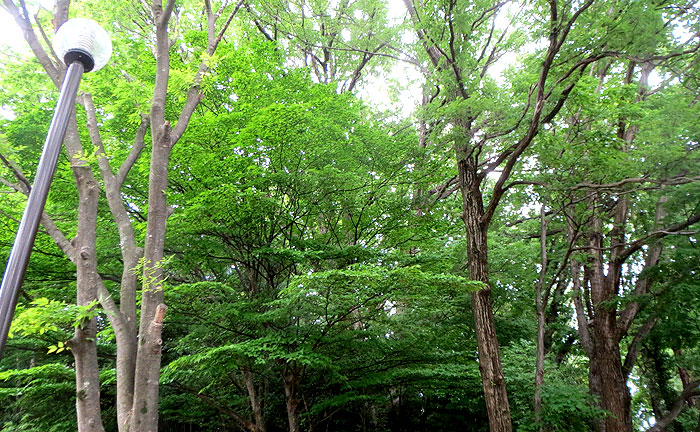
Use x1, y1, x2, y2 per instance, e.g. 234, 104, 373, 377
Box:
46, 341, 67, 355
9, 298, 100, 353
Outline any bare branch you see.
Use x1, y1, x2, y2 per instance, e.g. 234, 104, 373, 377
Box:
33, 12, 59, 64
622, 317, 657, 379
571, 175, 700, 191
159, 0, 177, 28
572, 261, 593, 357
429, 175, 459, 201
83, 93, 116, 181
618, 212, 700, 262
0, 152, 32, 193
502, 180, 545, 193
117, 115, 149, 187
170, 0, 244, 146
2, 0, 61, 86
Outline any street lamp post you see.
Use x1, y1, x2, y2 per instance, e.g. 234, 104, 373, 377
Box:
0, 18, 112, 357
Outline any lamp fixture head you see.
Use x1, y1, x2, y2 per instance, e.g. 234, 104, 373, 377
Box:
54, 18, 112, 72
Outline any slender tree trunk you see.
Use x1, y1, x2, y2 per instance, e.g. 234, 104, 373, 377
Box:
458, 155, 512, 432
73, 323, 104, 432
64, 118, 105, 432
114, 319, 137, 431
84, 93, 144, 432
283, 368, 301, 432
127, 2, 176, 427
129, 132, 171, 431
243, 369, 266, 432
534, 203, 549, 429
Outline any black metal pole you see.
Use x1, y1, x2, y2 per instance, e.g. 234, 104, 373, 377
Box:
0, 61, 85, 357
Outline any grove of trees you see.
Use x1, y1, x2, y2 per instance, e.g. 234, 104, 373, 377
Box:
0, 0, 699, 431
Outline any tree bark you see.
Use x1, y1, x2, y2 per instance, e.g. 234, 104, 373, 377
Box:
127, 2, 176, 429
592, 318, 633, 432
458, 155, 512, 432
84, 93, 144, 431
586, 191, 633, 432
283, 367, 302, 432
128, 122, 171, 431
64, 114, 105, 432
130, 304, 167, 431
4, 2, 234, 431
533, 203, 549, 429
243, 369, 266, 432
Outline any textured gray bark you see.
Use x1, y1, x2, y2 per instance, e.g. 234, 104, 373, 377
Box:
125, 2, 175, 429
127, 1, 240, 429
64, 121, 106, 432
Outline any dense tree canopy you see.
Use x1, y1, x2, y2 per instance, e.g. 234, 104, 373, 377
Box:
0, 0, 699, 431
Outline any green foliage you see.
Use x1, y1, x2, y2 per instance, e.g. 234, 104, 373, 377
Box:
0, 0, 699, 431
0, 364, 77, 432
504, 341, 607, 431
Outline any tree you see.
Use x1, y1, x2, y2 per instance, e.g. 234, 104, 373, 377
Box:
0, 0, 240, 430
1, 1, 700, 431
399, 0, 622, 429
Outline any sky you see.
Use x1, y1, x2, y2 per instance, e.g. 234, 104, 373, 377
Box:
0, 0, 425, 119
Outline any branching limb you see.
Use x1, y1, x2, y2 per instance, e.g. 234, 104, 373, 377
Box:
428, 175, 459, 201
2, 0, 61, 86
170, 0, 244, 146
0, 153, 32, 193
571, 175, 700, 191
646, 380, 700, 432
82, 93, 116, 180
33, 12, 59, 64
622, 318, 657, 379
117, 115, 149, 188
618, 212, 700, 262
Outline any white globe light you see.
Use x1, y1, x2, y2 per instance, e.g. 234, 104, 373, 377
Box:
54, 18, 112, 72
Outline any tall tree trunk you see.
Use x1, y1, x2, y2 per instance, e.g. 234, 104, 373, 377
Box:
592, 318, 633, 432
458, 155, 512, 432
283, 368, 301, 432
533, 203, 549, 429
243, 369, 267, 432
84, 93, 145, 432
129, 131, 171, 431
127, 2, 177, 429
64, 116, 105, 432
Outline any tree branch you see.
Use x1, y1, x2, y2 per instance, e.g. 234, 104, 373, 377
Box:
170, 0, 244, 146
2, 0, 61, 86
618, 212, 700, 262
622, 317, 657, 379
116, 114, 150, 188
646, 380, 700, 432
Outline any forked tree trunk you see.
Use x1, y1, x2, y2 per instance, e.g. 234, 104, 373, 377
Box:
243, 369, 267, 432
129, 130, 171, 432
5, 1, 237, 431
